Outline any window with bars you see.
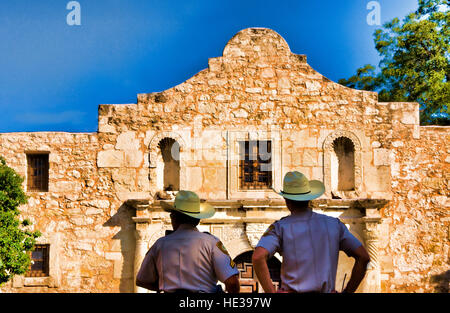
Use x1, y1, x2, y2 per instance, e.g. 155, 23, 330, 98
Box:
26, 244, 50, 277
239, 140, 272, 190
27, 153, 49, 192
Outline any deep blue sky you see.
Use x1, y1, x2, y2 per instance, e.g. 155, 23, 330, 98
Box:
0, 0, 418, 133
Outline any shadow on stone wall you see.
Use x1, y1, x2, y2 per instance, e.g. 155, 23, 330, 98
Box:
334, 208, 365, 293
103, 202, 136, 293
430, 270, 449, 293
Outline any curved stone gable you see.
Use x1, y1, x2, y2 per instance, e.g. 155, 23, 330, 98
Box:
222, 27, 292, 59
121, 27, 379, 131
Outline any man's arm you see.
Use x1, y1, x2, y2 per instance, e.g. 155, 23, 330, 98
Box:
342, 245, 370, 293
224, 274, 240, 293
252, 247, 276, 293
136, 245, 159, 292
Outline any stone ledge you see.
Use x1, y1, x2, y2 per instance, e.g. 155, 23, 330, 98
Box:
128, 198, 390, 212
132, 217, 151, 223
24, 276, 56, 287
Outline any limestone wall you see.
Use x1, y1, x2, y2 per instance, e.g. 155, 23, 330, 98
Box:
379, 123, 449, 292
0, 132, 136, 292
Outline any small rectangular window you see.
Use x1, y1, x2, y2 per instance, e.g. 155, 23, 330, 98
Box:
26, 244, 50, 277
27, 153, 49, 192
239, 141, 272, 190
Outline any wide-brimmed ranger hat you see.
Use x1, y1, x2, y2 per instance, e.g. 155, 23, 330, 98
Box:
273, 171, 325, 201
161, 190, 215, 219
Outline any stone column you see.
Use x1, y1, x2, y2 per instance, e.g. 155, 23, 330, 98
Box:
362, 207, 382, 293
131, 200, 170, 293
133, 217, 151, 293
130, 200, 152, 293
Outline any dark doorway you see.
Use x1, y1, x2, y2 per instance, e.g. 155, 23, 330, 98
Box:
233, 251, 281, 293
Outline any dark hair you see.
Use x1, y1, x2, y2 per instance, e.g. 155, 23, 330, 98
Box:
171, 211, 200, 226
285, 199, 310, 210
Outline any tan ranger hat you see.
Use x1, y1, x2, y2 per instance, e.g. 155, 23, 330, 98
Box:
273, 171, 325, 201
161, 190, 215, 219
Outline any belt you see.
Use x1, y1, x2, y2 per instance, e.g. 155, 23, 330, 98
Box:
278, 288, 320, 294
172, 289, 196, 293
168, 284, 224, 293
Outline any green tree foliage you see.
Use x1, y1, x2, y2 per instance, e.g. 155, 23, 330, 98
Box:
0, 156, 40, 286
339, 0, 450, 125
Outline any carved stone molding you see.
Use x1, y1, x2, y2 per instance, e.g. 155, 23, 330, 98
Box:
210, 224, 252, 259
363, 222, 380, 270
362, 219, 382, 293
134, 221, 152, 241
129, 197, 387, 293
245, 222, 271, 248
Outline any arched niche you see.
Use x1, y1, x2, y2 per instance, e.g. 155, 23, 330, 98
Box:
149, 132, 187, 192
157, 138, 180, 191
332, 137, 355, 191
323, 130, 363, 199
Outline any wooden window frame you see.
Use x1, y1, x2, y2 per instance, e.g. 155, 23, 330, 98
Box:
239, 140, 272, 190
26, 153, 49, 192
26, 244, 50, 277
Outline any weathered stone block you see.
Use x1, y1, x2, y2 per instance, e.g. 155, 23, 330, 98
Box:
233, 109, 248, 118
261, 68, 275, 78
112, 168, 137, 193
116, 192, 149, 201
105, 252, 122, 261
77, 242, 93, 251
53, 181, 81, 193
97, 150, 124, 167
98, 123, 117, 134
124, 150, 143, 168
86, 208, 103, 215
245, 87, 262, 94
303, 149, 318, 167
187, 167, 203, 191
116, 131, 140, 150
374, 149, 390, 166
278, 77, 291, 89
401, 110, 419, 125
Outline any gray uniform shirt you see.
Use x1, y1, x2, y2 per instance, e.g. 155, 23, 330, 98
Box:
137, 224, 239, 293
256, 210, 362, 293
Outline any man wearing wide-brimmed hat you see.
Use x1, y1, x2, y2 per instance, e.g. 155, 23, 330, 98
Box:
136, 190, 240, 293
252, 171, 370, 293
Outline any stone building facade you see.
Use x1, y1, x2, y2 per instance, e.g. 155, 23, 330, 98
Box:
0, 28, 448, 293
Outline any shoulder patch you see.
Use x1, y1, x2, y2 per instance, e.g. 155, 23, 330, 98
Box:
261, 223, 275, 238
216, 240, 230, 255
216, 241, 236, 268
